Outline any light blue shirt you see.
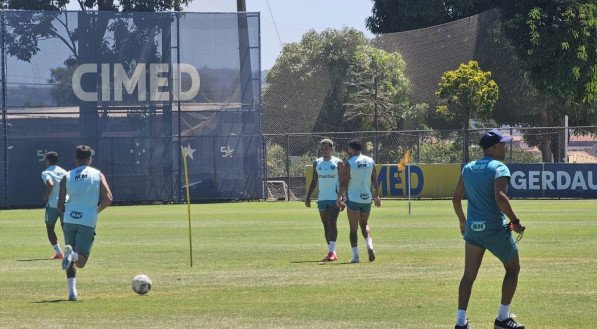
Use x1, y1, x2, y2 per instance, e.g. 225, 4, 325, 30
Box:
64, 166, 102, 228
347, 154, 375, 204
41, 165, 68, 208
462, 156, 511, 235
315, 156, 341, 201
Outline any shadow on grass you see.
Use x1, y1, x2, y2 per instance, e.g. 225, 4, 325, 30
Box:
16, 258, 53, 262
290, 260, 323, 264
318, 261, 354, 265
32, 299, 69, 304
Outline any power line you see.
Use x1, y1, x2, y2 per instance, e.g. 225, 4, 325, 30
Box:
265, 0, 283, 46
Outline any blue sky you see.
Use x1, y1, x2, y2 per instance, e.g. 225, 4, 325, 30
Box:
183, 0, 375, 69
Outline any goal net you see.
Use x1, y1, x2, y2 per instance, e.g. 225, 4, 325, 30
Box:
266, 180, 297, 201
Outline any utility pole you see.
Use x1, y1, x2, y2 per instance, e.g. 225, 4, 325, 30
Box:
237, 0, 246, 11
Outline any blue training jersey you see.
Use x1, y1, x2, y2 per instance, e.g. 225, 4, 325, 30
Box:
41, 165, 68, 208
64, 166, 102, 228
347, 154, 375, 204
315, 156, 341, 201
462, 156, 511, 235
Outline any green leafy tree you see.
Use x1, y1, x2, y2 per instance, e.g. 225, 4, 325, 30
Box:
436, 60, 499, 162
366, 0, 498, 33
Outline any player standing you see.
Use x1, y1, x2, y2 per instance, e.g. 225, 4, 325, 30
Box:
58, 145, 113, 301
305, 139, 344, 261
452, 129, 525, 329
338, 140, 381, 263
41, 151, 68, 259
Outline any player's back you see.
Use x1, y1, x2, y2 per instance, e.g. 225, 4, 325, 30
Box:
64, 166, 102, 228
462, 156, 509, 223
347, 154, 374, 203
41, 165, 68, 208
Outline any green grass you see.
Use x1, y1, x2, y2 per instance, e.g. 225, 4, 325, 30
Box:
0, 200, 596, 328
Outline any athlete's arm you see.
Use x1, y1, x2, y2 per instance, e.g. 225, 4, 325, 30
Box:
452, 176, 466, 235
305, 161, 318, 207
98, 174, 113, 213
43, 179, 53, 202
494, 177, 523, 233
337, 162, 349, 206
57, 177, 67, 214
371, 165, 381, 207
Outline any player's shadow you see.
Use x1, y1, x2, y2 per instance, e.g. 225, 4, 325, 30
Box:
16, 258, 53, 262
32, 299, 69, 304
290, 260, 323, 264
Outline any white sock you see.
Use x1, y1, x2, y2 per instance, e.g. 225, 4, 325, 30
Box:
71, 251, 79, 262
456, 309, 467, 326
328, 241, 336, 253
352, 247, 359, 258
53, 244, 62, 255
67, 278, 77, 292
366, 237, 373, 249
498, 304, 510, 321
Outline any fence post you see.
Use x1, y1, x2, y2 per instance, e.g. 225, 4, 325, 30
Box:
1, 11, 7, 208
285, 133, 291, 191
509, 127, 513, 163
416, 131, 421, 163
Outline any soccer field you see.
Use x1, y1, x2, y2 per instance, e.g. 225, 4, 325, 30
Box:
0, 200, 595, 329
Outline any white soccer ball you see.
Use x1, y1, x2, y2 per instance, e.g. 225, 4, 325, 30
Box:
131, 274, 152, 295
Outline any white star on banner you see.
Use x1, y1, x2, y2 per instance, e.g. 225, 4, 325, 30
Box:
182, 144, 196, 160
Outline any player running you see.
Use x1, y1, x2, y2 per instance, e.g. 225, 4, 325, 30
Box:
338, 139, 381, 263
58, 145, 113, 301
305, 139, 344, 262
41, 151, 68, 259
452, 129, 525, 329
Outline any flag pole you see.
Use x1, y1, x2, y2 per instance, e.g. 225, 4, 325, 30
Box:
407, 163, 411, 215
182, 147, 193, 267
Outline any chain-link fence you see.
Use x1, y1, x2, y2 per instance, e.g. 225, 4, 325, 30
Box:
0, 10, 264, 208
265, 126, 597, 199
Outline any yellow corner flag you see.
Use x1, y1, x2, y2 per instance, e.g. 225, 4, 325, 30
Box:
397, 149, 412, 171
181, 145, 193, 267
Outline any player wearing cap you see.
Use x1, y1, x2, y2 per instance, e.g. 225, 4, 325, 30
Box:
305, 139, 344, 261
338, 139, 381, 264
452, 129, 525, 329
41, 151, 68, 259
58, 145, 113, 301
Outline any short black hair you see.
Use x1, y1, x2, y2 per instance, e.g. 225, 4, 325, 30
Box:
76, 145, 93, 160
347, 139, 363, 152
45, 151, 58, 164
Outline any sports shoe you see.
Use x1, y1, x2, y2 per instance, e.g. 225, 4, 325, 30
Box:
61, 245, 73, 270
322, 252, 337, 262
367, 248, 376, 262
51, 253, 64, 260
349, 256, 360, 263
68, 290, 78, 301
455, 319, 472, 329
494, 316, 524, 329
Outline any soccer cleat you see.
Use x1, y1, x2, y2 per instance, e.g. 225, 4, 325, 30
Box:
322, 252, 337, 262
349, 256, 360, 263
61, 245, 73, 270
367, 248, 376, 262
51, 253, 64, 260
494, 316, 524, 329
68, 290, 78, 302
455, 320, 472, 329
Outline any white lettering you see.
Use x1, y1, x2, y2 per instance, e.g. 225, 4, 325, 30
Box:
571, 171, 588, 190
173, 63, 200, 101
511, 171, 526, 189
114, 63, 146, 101
556, 171, 571, 189
150, 63, 169, 102
101, 63, 110, 101
589, 171, 597, 189
528, 171, 540, 190
72, 64, 97, 102
542, 170, 555, 190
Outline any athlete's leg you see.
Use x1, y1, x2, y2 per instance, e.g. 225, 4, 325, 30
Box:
318, 209, 330, 245
347, 208, 359, 248
327, 206, 339, 244
46, 223, 58, 245
457, 241, 485, 325
500, 253, 520, 306
358, 211, 375, 261
45, 207, 63, 257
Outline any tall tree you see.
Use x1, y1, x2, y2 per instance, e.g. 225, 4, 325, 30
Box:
436, 60, 499, 162
366, 0, 498, 33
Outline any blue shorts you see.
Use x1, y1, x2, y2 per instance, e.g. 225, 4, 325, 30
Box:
464, 229, 518, 263
63, 223, 96, 257
317, 200, 338, 212
346, 201, 372, 213
45, 206, 63, 226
